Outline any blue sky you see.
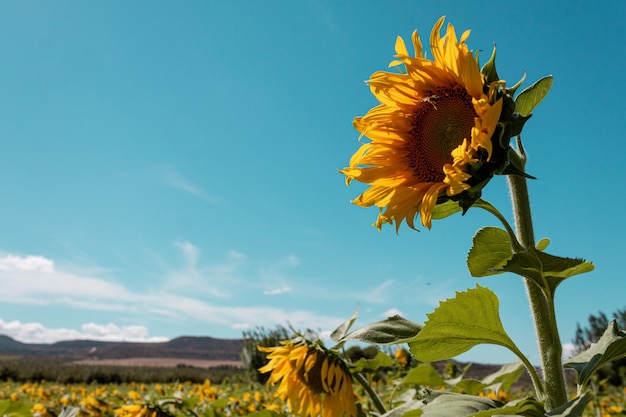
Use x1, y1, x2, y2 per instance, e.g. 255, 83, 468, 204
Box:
0, 1, 624, 365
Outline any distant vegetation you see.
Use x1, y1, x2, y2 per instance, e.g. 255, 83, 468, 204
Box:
0, 357, 245, 384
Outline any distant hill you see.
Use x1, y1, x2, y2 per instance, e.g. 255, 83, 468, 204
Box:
0, 335, 243, 362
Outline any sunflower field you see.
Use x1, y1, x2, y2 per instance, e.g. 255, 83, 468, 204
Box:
0, 354, 624, 417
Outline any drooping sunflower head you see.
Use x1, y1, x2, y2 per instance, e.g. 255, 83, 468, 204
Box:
341, 17, 511, 232
259, 340, 356, 417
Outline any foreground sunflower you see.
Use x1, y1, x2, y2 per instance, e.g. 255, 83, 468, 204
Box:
259, 341, 356, 417
341, 17, 505, 231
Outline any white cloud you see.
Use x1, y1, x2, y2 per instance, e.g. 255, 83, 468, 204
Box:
160, 165, 219, 204
562, 343, 577, 359
263, 286, 292, 295
0, 255, 54, 272
0, 319, 168, 344
0, 252, 347, 344
382, 308, 404, 317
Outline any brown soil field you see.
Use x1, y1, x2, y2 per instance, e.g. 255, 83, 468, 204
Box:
73, 357, 243, 368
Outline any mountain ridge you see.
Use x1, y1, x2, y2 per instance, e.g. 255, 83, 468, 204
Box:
0, 334, 243, 361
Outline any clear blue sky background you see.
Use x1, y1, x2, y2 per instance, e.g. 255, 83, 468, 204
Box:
0, 1, 624, 365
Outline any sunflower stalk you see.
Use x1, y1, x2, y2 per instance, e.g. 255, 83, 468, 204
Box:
353, 372, 387, 415
507, 168, 567, 410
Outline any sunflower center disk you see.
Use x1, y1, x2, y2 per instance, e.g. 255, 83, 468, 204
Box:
407, 88, 477, 183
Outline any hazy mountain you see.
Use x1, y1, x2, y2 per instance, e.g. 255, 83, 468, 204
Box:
0, 335, 243, 361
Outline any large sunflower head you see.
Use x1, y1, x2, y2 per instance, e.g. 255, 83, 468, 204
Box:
341, 17, 510, 232
259, 339, 356, 417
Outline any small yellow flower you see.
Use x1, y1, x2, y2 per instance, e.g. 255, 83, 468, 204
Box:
30, 403, 48, 417
341, 17, 505, 231
259, 341, 357, 417
394, 348, 410, 368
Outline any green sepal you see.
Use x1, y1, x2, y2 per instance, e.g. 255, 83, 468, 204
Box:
340, 315, 422, 345
507, 71, 527, 96
467, 227, 512, 277
500, 162, 536, 179
544, 392, 590, 417
515, 75, 553, 117
349, 350, 394, 373
408, 285, 521, 362
330, 304, 359, 342
400, 363, 445, 387
481, 45, 500, 85
564, 320, 626, 389
432, 200, 463, 220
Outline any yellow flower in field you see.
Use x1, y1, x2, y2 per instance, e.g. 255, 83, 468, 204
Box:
341, 17, 505, 231
31, 403, 49, 417
259, 341, 357, 417
394, 348, 410, 368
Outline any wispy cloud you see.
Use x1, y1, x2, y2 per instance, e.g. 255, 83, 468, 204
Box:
160, 165, 220, 204
162, 241, 244, 298
0, 252, 345, 344
263, 286, 292, 295
353, 279, 395, 304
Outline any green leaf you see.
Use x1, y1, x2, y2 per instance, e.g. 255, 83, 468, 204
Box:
535, 238, 550, 251
0, 400, 34, 417
381, 400, 425, 417
350, 350, 394, 373
472, 397, 545, 417
432, 200, 463, 220
340, 315, 422, 345
515, 75, 553, 117
453, 379, 488, 396
245, 411, 283, 417
330, 304, 359, 342
400, 364, 445, 387
420, 392, 499, 417
408, 286, 520, 362
467, 227, 512, 277
545, 392, 590, 417
564, 320, 626, 388
480, 362, 525, 394
502, 250, 594, 294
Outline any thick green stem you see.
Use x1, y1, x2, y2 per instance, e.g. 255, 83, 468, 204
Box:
507, 173, 567, 410
353, 372, 387, 415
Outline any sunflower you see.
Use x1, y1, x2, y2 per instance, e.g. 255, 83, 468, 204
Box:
259, 341, 357, 417
341, 17, 504, 231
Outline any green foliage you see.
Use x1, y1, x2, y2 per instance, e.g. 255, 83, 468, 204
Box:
0, 399, 32, 417
514, 75, 553, 117
571, 308, 626, 387
467, 227, 594, 296
467, 227, 512, 277
0, 357, 243, 384
565, 320, 626, 390
350, 351, 394, 373
408, 286, 522, 363
340, 315, 422, 345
